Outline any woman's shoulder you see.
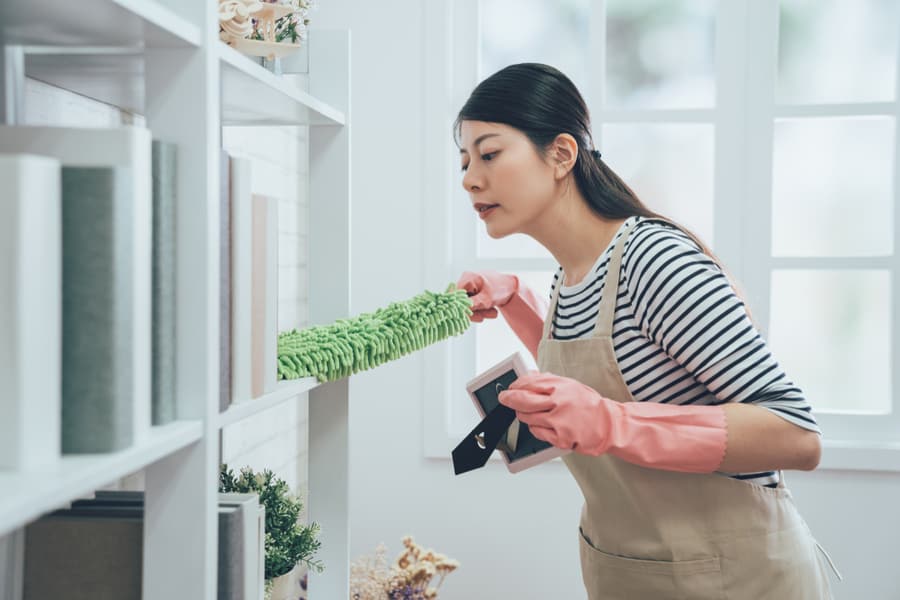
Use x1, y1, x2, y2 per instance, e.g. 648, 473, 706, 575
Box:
621, 216, 718, 292
627, 216, 703, 252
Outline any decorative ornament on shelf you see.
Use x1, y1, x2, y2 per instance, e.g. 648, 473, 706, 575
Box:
219, 0, 316, 68
219, 0, 263, 39
350, 536, 460, 600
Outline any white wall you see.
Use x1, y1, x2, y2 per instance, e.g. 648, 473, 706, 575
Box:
308, 2, 900, 599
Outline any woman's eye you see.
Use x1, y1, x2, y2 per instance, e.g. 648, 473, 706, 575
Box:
460, 152, 497, 172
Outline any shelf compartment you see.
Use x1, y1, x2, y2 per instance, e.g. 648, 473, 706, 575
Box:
219, 43, 345, 126
23, 44, 346, 127
0, 420, 202, 537
0, 0, 201, 48
218, 377, 321, 429
25, 49, 144, 117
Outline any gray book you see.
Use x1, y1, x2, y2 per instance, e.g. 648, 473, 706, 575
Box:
218, 506, 244, 600
0, 529, 24, 600
219, 492, 265, 600
151, 141, 178, 425
67, 490, 259, 600
220, 150, 233, 412
23, 514, 143, 600
61, 166, 134, 453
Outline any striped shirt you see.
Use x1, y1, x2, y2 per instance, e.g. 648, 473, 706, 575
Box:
549, 215, 820, 488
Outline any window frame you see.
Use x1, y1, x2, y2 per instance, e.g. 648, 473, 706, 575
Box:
421, 0, 900, 471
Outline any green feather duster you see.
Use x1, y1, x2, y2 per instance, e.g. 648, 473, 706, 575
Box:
277, 283, 473, 382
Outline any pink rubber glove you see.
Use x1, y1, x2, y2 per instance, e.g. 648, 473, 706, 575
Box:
456, 270, 549, 362
498, 372, 728, 473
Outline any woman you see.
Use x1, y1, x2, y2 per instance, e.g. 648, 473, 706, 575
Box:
455, 63, 841, 599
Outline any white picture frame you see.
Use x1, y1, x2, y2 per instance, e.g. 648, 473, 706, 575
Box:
464, 351, 571, 473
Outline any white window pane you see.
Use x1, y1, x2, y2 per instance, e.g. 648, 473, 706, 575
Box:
453, 271, 554, 435
601, 123, 715, 246
606, 0, 716, 109
480, 0, 590, 91
777, 0, 898, 104
772, 117, 894, 257
474, 270, 554, 374
769, 270, 891, 414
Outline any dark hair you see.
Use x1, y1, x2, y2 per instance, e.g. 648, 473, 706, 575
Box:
453, 62, 755, 323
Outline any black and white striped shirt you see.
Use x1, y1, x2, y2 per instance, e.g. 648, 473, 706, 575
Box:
549, 215, 821, 487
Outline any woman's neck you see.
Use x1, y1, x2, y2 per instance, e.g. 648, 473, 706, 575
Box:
522, 186, 627, 286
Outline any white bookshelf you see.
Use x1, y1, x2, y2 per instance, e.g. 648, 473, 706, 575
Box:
0, 2, 351, 599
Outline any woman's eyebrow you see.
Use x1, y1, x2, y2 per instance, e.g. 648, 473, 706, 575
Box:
459, 133, 501, 154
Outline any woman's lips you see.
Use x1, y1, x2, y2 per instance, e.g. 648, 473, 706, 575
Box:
478, 204, 499, 219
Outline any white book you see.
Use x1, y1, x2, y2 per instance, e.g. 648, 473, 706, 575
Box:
0, 127, 153, 446
264, 195, 278, 395
0, 154, 61, 471
230, 156, 253, 404
251, 194, 278, 397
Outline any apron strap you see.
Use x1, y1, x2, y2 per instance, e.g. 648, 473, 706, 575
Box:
594, 218, 641, 338
541, 265, 563, 342
814, 539, 844, 581
541, 217, 643, 343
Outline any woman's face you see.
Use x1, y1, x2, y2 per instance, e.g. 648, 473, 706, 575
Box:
459, 120, 558, 239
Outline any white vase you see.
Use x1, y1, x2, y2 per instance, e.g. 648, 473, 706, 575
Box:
267, 562, 307, 600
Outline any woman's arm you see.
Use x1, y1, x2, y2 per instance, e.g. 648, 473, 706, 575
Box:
497, 277, 550, 362
622, 223, 823, 474
720, 403, 821, 472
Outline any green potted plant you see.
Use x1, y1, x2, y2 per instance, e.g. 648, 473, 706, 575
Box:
219, 463, 324, 600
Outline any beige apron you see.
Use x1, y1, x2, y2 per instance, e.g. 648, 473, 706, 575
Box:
536, 218, 841, 599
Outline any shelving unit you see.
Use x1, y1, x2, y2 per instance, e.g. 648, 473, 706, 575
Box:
0, 2, 351, 599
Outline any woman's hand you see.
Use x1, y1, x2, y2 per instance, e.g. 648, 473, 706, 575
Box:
498, 371, 729, 473
498, 371, 617, 454
455, 270, 519, 322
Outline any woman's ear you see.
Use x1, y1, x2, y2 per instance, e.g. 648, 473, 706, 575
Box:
551, 133, 579, 179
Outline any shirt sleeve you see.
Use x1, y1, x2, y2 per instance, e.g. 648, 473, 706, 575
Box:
621, 223, 821, 434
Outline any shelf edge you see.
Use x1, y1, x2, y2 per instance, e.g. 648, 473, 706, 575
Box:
218, 377, 321, 428
0, 420, 203, 537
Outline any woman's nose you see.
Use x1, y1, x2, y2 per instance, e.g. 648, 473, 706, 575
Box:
462, 167, 481, 192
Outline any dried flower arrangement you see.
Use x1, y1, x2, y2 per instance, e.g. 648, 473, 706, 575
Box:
350, 536, 460, 600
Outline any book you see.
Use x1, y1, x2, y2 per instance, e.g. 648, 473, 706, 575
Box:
264, 196, 278, 395
151, 140, 177, 425
0, 154, 61, 470
220, 150, 233, 412
218, 506, 245, 600
61, 166, 135, 453
0, 126, 153, 447
219, 492, 265, 600
251, 193, 279, 398
230, 156, 253, 404
0, 529, 24, 600
70, 490, 263, 600
23, 513, 143, 600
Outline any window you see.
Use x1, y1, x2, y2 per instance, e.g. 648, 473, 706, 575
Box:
422, 0, 900, 462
